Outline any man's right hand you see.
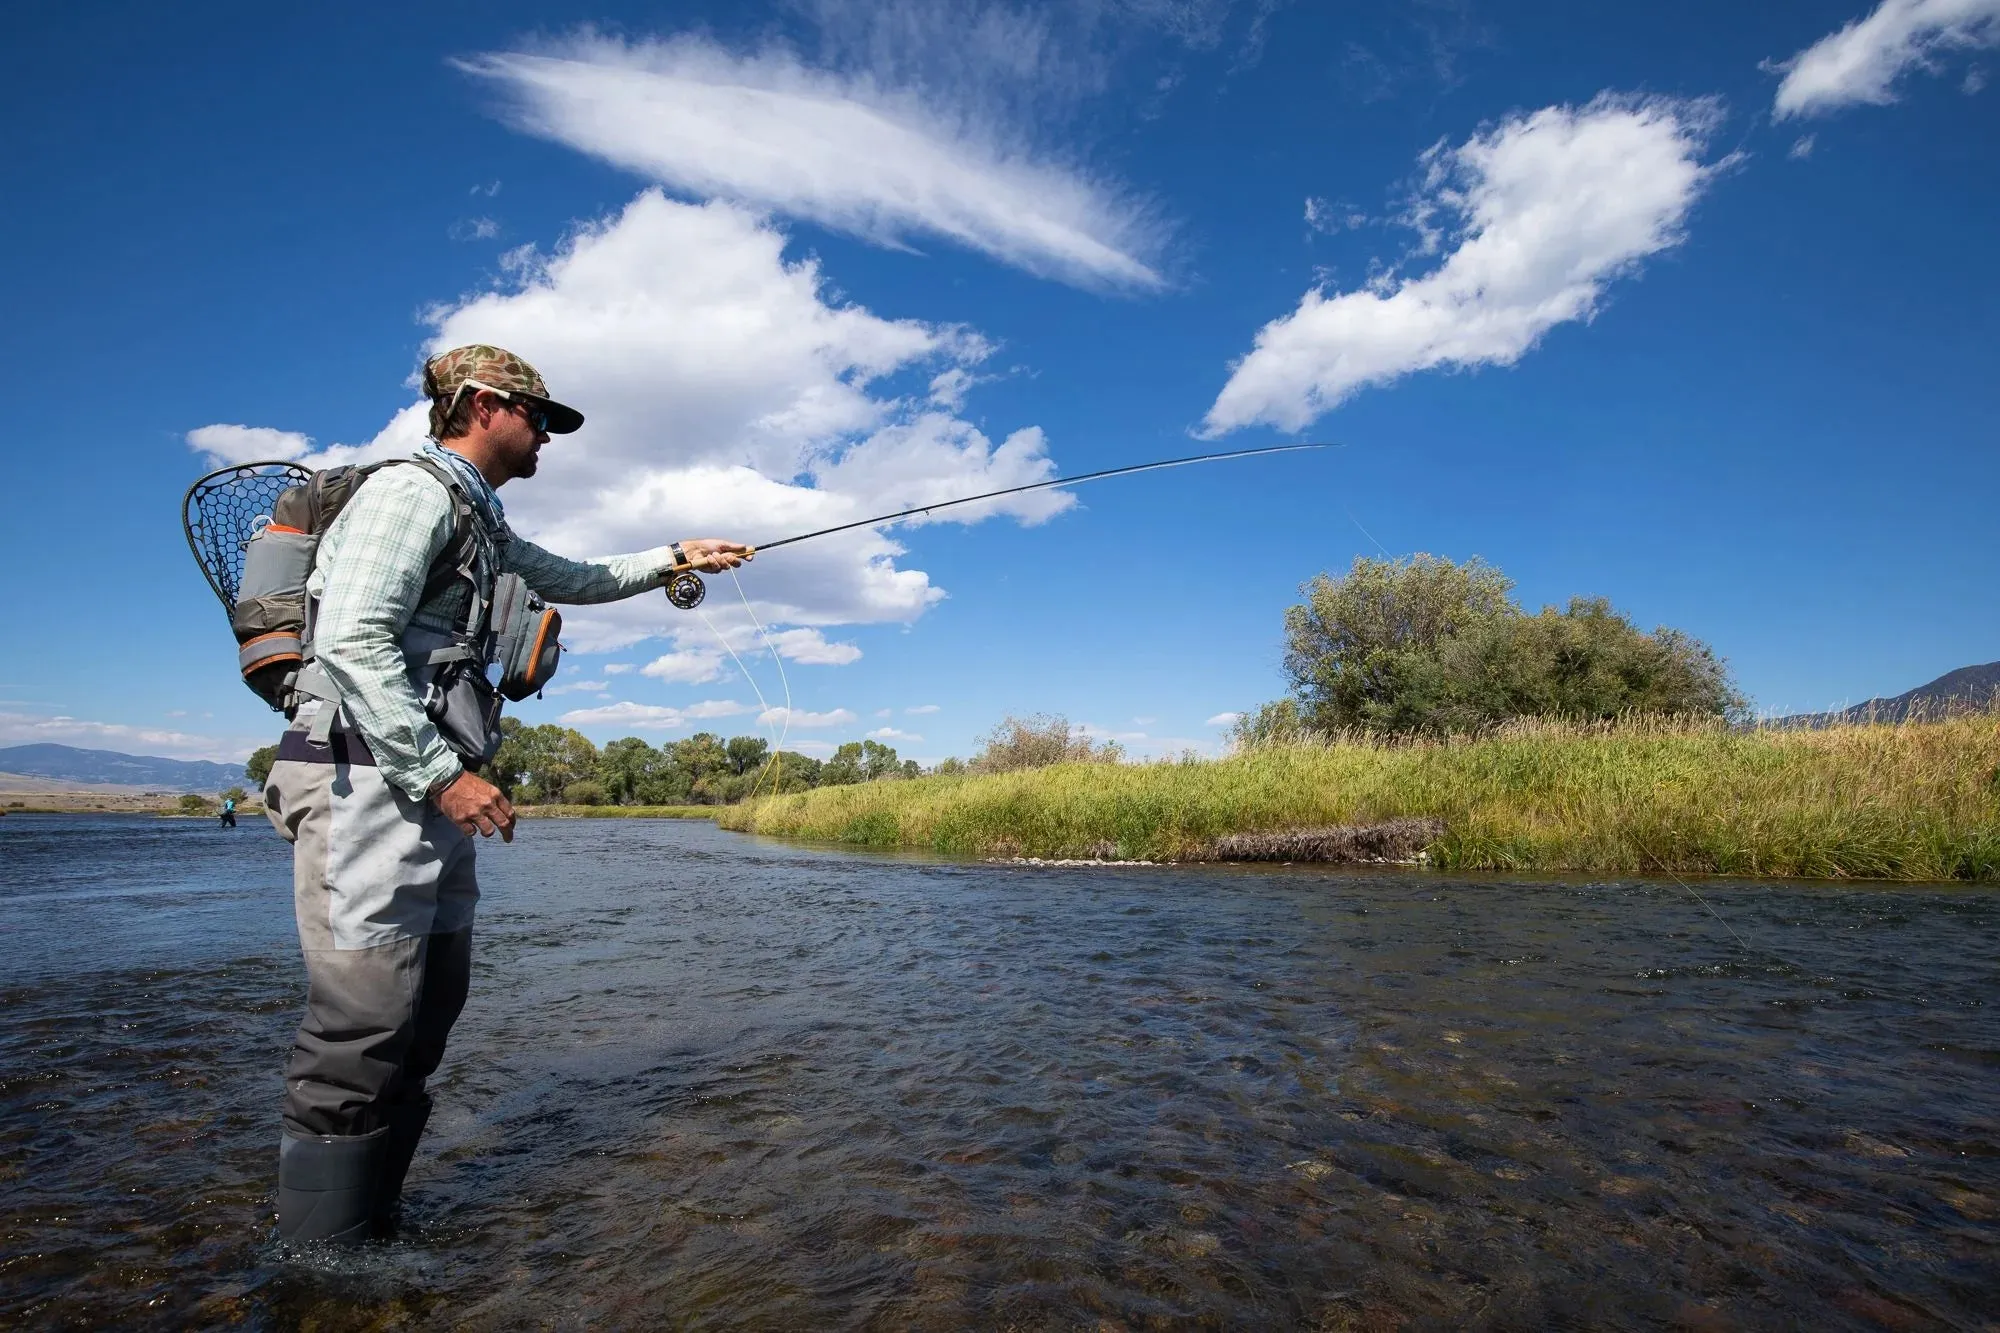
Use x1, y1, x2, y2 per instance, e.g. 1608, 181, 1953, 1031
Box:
435, 771, 516, 842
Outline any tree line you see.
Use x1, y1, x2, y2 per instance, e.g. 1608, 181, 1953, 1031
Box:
242, 713, 1125, 805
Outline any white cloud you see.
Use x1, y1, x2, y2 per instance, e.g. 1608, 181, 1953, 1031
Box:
758, 706, 857, 728
472, 180, 503, 197
1203, 94, 1725, 435
1770, 0, 2000, 118
905, 703, 941, 714
543, 678, 610, 694
556, 698, 752, 729
1790, 133, 1818, 159
0, 712, 253, 763
186, 424, 313, 465
456, 33, 1164, 289
641, 648, 727, 684
602, 662, 635, 675
764, 628, 863, 666
451, 216, 502, 241
869, 726, 924, 742
200, 192, 1074, 657
1205, 711, 1241, 727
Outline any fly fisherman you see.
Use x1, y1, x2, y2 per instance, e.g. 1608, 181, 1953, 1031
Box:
263, 344, 749, 1242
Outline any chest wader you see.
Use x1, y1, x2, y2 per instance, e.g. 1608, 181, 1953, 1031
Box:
270, 465, 563, 1244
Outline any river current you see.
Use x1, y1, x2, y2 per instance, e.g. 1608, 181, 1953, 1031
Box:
1, 814, 1995, 1329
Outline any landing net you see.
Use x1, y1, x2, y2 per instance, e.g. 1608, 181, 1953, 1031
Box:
182, 461, 313, 612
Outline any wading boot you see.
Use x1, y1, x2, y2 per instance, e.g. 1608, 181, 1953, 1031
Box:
278, 1127, 388, 1243
372, 1093, 433, 1237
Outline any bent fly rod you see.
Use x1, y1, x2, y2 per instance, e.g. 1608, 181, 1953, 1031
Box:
659, 441, 1338, 609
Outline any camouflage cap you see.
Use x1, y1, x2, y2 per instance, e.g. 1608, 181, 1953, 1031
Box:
421, 344, 584, 436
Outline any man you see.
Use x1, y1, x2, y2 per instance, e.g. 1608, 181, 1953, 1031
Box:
262, 344, 749, 1243
219, 794, 236, 828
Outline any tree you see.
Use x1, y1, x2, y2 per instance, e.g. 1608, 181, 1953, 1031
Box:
177, 793, 215, 816
599, 737, 689, 805
861, 738, 901, 781
819, 742, 865, 786
245, 744, 278, 786
674, 732, 733, 804
725, 735, 770, 776
490, 723, 599, 802
1278, 555, 1744, 735
221, 786, 248, 805
970, 714, 1121, 773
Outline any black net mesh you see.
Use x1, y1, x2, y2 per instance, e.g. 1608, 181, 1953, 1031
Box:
182, 462, 314, 611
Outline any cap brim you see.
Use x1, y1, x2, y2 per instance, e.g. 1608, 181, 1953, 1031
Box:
525, 394, 585, 435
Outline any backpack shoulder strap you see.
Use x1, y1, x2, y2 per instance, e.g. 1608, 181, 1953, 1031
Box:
375, 456, 487, 610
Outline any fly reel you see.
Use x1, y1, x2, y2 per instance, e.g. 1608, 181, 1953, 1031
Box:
665, 570, 706, 610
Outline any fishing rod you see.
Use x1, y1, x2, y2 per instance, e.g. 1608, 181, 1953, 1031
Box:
659, 441, 1339, 609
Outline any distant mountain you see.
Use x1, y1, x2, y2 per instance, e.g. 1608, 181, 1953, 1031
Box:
1773, 662, 2000, 728
0, 744, 245, 790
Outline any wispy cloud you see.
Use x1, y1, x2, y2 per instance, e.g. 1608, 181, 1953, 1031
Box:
457, 33, 1165, 289
0, 712, 253, 763
1204, 712, 1240, 727
757, 706, 857, 728
1203, 94, 1726, 434
905, 703, 941, 714
868, 726, 923, 742
450, 216, 501, 241
1769, 0, 2000, 119
556, 699, 752, 728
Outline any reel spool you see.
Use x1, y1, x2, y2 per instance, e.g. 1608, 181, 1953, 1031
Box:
665, 570, 706, 610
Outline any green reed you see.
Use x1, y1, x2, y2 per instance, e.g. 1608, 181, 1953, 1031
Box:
715, 713, 2000, 881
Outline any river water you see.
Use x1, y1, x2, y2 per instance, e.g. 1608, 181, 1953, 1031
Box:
1, 814, 1996, 1330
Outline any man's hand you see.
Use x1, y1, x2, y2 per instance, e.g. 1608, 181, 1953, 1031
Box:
435, 771, 516, 842
677, 538, 754, 572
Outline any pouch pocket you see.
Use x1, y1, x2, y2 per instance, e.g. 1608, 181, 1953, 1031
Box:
426, 668, 504, 769
489, 573, 563, 702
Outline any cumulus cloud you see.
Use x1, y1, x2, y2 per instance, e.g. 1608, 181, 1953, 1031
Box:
869, 726, 923, 742
1770, 0, 2000, 118
758, 706, 857, 728
456, 33, 1164, 289
194, 192, 1074, 661
1205, 712, 1240, 727
557, 699, 752, 729
641, 648, 727, 685
186, 424, 313, 465
764, 628, 863, 665
601, 662, 634, 675
0, 712, 253, 763
1203, 94, 1725, 435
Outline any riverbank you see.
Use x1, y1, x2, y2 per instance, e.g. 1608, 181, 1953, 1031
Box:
717, 713, 2000, 881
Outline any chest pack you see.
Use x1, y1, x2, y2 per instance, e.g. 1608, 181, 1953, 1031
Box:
217, 456, 564, 766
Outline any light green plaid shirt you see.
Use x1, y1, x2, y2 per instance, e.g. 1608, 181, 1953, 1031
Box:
306, 453, 675, 800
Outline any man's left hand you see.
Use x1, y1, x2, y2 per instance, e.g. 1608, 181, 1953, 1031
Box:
678, 539, 754, 572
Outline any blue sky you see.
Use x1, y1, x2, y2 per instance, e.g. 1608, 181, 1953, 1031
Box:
3, 0, 1995, 765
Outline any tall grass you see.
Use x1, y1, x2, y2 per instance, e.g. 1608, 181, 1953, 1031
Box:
716, 713, 2000, 881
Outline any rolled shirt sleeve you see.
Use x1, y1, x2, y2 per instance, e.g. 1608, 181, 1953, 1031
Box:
307, 468, 465, 801
500, 532, 678, 604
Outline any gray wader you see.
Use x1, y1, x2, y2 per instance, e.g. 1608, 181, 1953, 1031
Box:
262, 713, 478, 1241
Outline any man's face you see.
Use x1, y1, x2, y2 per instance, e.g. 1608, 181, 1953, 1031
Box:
481, 393, 550, 481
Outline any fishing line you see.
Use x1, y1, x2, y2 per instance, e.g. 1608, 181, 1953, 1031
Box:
695, 604, 783, 784
727, 567, 791, 799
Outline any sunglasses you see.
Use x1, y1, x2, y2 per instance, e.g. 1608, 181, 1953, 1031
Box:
447, 378, 549, 433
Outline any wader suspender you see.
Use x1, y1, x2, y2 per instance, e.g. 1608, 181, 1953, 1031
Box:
293, 458, 490, 748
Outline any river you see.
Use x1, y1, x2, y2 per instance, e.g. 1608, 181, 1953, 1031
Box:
1, 814, 1995, 1329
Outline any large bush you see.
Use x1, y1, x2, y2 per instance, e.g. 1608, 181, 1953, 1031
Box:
970, 714, 1122, 773
1276, 555, 1742, 736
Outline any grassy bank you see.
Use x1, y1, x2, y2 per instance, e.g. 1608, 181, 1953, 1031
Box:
716, 714, 2000, 881
516, 804, 717, 820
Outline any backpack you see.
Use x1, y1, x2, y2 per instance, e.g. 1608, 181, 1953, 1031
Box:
230, 458, 481, 710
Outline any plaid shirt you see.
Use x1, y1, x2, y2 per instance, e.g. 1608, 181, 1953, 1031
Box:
306, 449, 675, 800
